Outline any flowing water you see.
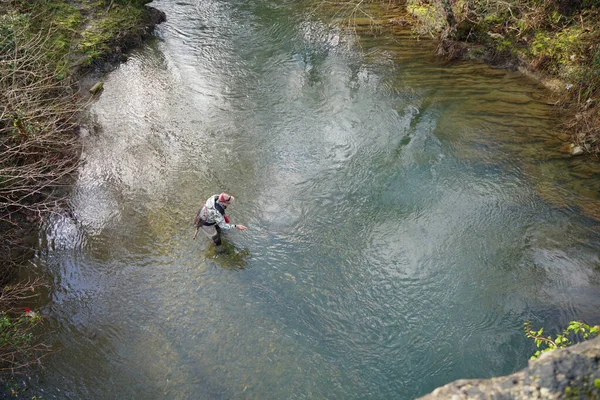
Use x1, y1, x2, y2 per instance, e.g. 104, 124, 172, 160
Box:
31, 0, 600, 398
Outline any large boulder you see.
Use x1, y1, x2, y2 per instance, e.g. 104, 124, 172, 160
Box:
419, 337, 600, 399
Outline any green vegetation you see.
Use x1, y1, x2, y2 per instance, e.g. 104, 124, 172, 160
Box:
0, 280, 46, 377
406, 2, 444, 34
80, 4, 145, 64
2, 0, 156, 68
0, 312, 42, 367
524, 320, 600, 359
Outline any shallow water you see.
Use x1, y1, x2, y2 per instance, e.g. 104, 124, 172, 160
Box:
32, 0, 600, 399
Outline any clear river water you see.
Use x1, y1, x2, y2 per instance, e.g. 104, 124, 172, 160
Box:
31, 0, 600, 398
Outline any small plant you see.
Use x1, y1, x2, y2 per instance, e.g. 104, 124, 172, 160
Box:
524, 321, 600, 359
0, 279, 48, 373
0, 311, 39, 348
0, 308, 44, 373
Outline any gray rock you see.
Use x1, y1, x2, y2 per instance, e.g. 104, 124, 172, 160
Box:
418, 337, 600, 399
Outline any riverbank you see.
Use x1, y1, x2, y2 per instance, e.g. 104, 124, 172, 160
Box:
0, 0, 164, 380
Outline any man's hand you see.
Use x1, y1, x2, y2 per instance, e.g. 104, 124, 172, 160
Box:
236, 224, 247, 231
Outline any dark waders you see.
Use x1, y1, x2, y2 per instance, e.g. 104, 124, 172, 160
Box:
196, 223, 222, 246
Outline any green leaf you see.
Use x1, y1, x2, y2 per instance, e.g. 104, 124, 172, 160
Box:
555, 336, 563, 344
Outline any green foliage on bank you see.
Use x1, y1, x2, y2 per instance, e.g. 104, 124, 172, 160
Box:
0, 312, 40, 351
406, 0, 600, 91
1, 0, 153, 72
525, 320, 600, 359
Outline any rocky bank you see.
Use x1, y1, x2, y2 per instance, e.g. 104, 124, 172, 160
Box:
419, 337, 600, 400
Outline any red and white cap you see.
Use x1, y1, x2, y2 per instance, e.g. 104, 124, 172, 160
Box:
218, 193, 234, 203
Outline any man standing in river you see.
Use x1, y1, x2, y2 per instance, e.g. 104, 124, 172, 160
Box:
193, 192, 247, 246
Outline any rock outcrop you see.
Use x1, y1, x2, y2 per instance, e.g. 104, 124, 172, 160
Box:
419, 337, 600, 399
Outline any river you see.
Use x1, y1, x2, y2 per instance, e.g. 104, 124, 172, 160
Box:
32, 0, 600, 398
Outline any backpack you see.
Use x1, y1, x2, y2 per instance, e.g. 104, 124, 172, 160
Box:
194, 205, 210, 228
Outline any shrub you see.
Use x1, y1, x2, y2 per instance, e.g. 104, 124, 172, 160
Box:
524, 321, 600, 359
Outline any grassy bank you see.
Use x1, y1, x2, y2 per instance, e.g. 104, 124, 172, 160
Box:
0, 0, 164, 379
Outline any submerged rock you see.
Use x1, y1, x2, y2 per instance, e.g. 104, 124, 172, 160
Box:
418, 337, 600, 399
571, 145, 584, 156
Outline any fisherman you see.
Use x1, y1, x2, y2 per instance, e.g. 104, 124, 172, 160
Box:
193, 192, 247, 245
